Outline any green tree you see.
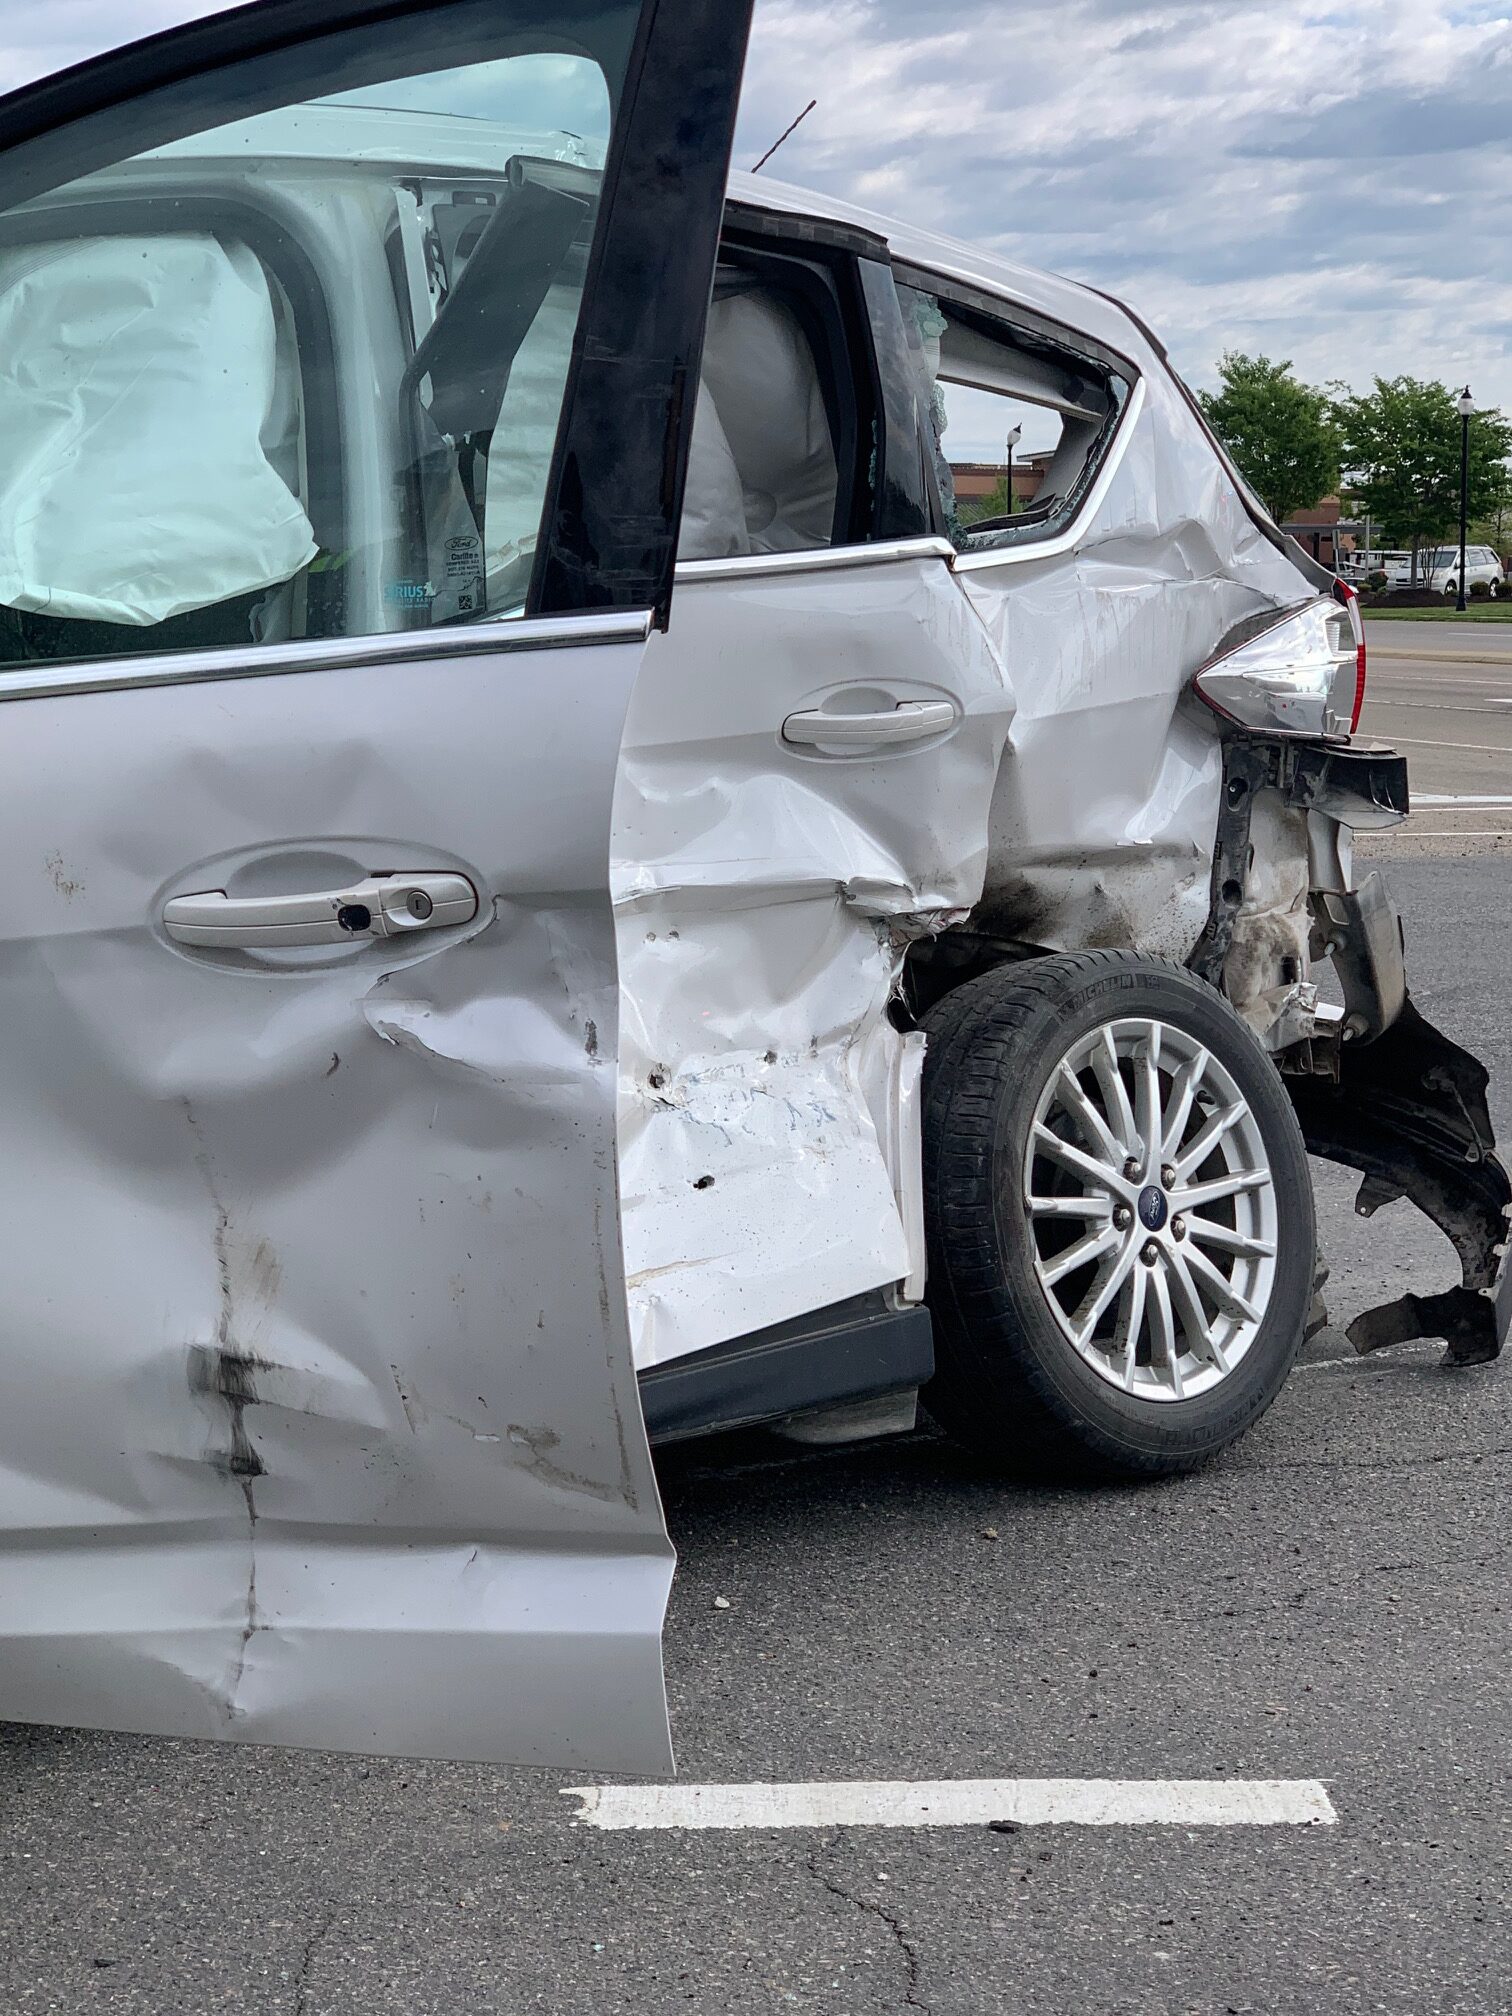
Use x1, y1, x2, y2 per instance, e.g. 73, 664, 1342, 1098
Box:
1197, 352, 1340, 526
956, 475, 1020, 527
1471, 459, 1512, 563
1334, 376, 1512, 583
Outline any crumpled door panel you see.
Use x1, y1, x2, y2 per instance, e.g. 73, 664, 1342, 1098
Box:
0, 638, 675, 1770
614, 554, 1012, 1369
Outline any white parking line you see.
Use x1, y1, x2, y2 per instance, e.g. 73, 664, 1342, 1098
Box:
1383, 735, 1511, 755
1411, 794, 1512, 806
563, 1778, 1337, 1831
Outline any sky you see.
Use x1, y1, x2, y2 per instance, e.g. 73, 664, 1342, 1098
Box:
4, 0, 1510, 440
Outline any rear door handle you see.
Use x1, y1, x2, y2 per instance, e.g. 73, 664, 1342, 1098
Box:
781, 701, 956, 750
164, 873, 478, 948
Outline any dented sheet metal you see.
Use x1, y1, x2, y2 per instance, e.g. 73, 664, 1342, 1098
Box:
952, 366, 1319, 968
613, 555, 1011, 1368
0, 633, 675, 1769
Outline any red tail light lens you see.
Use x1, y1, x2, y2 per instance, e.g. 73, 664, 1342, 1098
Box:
1333, 577, 1366, 733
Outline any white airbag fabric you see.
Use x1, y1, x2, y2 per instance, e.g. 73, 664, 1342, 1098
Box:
681, 289, 837, 560
0, 235, 316, 626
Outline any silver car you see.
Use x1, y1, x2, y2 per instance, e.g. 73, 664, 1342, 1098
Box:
0, 0, 1503, 1777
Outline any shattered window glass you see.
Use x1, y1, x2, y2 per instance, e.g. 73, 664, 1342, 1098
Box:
895, 280, 1128, 555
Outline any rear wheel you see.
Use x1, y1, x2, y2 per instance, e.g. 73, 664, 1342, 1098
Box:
921, 952, 1315, 1479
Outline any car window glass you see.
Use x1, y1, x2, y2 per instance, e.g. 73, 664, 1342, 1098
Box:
679, 271, 839, 561
0, 37, 627, 675
896, 281, 1128, 554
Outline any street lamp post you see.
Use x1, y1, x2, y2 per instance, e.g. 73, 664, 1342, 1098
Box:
1005, 423, 1022, 515
1456, 386, 1474, 613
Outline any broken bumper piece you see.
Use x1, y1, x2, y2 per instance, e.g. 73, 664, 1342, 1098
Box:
1288, 960, 1512, 1366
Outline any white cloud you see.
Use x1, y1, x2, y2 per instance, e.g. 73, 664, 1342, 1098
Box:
0, 2, 235, 94
3, 0, 1509, 412
735, 0, 1512, 413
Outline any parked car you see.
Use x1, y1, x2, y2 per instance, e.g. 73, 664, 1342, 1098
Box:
1381, 546, 1505, 596
0, 0, 1504, 1777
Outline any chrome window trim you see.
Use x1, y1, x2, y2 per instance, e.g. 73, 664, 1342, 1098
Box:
675, 535, 956, 585
949, 374, 1147, 574
0, 610, 655, 704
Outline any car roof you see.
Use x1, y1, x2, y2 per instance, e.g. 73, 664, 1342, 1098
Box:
725, 168, 1156, 369
137, 103, 1156, 372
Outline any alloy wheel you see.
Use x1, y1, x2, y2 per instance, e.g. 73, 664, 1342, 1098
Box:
1021, 1016, 1279, 1402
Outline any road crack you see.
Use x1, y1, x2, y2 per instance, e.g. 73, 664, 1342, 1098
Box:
293, 1906, 336, 2016
806, 1826, 930, 2014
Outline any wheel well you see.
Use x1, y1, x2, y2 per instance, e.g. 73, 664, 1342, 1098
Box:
901, 925, 1050, 1023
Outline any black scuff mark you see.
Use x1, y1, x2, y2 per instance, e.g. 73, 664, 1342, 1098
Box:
584, 1018, 599, 1059
391, 1364, 423, 1433
184, 1100, 267, 1720
506, 1423, 624, 1505
326, 1052, 340, 1077
589, 1185, 639, 1512
187, 1335, 267, 1718
610, 1393, 639, 1517
188, 1345, 270, 1485
44, 850, 83, 901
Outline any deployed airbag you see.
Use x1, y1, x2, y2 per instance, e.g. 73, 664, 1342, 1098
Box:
0, 234, 316, 627
681, 286, 837, 559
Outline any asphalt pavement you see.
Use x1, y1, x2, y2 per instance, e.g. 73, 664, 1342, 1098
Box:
2, 661, 1510, 2014
1359, 619, 1512, 837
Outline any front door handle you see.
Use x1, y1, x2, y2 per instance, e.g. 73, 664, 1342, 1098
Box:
164, 873, 478, 948
782, 701, 956, 751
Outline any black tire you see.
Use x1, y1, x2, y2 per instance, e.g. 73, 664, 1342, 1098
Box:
920, 951, 1315, 1480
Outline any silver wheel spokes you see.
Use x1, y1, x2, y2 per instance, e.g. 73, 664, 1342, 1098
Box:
1023, 1017, 1278, 1403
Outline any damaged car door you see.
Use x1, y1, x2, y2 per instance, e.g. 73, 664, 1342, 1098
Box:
615, 213, 1015, 1384
0, 0, 751, 1768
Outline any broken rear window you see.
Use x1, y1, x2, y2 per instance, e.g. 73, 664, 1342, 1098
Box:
896, 280, 1130, 554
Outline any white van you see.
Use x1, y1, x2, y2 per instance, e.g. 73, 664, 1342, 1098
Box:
0, 0, 1503, 1775
1382, 546, 1505, 595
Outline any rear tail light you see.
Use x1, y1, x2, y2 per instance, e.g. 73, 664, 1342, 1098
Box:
1333, 576, 1367, 733
1192, 593, 1362, 739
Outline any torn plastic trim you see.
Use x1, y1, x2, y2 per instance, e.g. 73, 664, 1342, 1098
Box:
1287, 997, 1512, 1366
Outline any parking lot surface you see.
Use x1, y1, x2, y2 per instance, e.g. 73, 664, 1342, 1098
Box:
1360, 620, 1512, 827
1, 666, 1509, 2013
